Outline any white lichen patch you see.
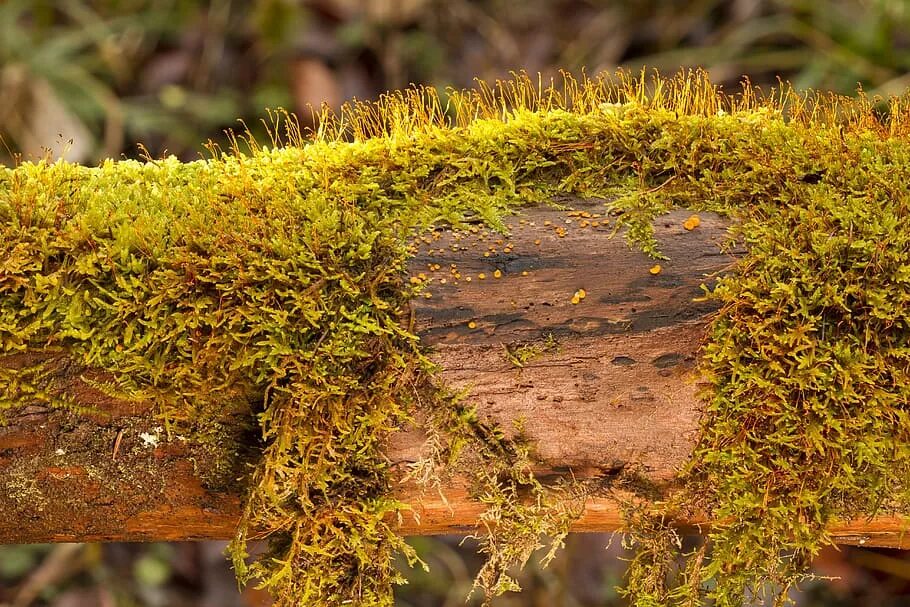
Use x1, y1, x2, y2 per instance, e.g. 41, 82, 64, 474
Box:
139, 429, 160, 448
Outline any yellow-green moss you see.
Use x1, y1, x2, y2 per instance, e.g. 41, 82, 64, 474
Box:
504, 334, 558, 368
6, 70, 910, 605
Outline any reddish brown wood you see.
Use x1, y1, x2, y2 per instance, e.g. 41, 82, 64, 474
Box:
1, 199, 906, 547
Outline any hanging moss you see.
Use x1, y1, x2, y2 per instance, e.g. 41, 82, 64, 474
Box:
5, 70, 910, 605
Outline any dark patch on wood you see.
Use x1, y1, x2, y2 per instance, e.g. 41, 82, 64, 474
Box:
611, 356, 637, 366
652, 353, 685, 369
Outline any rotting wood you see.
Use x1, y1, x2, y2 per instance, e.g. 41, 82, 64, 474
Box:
2, 197, 906, 547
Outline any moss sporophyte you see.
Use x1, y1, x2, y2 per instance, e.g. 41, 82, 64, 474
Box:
4, 69, 910, 605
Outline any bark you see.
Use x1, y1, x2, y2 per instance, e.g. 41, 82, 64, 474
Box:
1, 198, 904, 547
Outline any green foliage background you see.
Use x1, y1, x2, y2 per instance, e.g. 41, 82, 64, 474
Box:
3, 0, 910, 163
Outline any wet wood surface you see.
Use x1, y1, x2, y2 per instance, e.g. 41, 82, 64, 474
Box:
2, 198, 906, 547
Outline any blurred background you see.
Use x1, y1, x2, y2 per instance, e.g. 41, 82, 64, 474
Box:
3, 0, 910, 605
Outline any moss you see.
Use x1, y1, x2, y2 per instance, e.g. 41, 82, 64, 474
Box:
414, 385, 586, 599
5, 69, 910, 605
187, 416, 259, 491
503, 333, 558, 368
0, 355, 101, 423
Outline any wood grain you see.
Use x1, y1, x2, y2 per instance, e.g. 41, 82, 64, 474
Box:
2, 198, 907, 547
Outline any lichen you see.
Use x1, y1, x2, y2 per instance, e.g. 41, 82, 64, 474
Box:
5, 69, 910, 606
5, 471, 48, 511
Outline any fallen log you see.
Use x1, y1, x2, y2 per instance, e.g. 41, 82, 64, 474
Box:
2, 197, 906, 548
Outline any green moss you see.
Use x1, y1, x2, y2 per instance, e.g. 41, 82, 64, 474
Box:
414, 386, 586, 599
504, 333, 558, 368
5, 70, 910, 605
0, 356, 99, 423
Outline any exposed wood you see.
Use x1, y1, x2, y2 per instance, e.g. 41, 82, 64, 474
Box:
2, 198, 907, 547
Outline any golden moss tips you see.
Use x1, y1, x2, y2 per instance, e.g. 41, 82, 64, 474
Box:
309, 67, 910, 146
6, 69, 910, 606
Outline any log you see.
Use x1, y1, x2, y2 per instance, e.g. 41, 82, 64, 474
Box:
1, 197, 906, 548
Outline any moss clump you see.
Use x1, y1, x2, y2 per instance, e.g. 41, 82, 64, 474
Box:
6, 69, 910, 605
596, 82, 910, 605
504, 334, 558, 368
675, 144, 910, 604
414, 389, 586, 599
